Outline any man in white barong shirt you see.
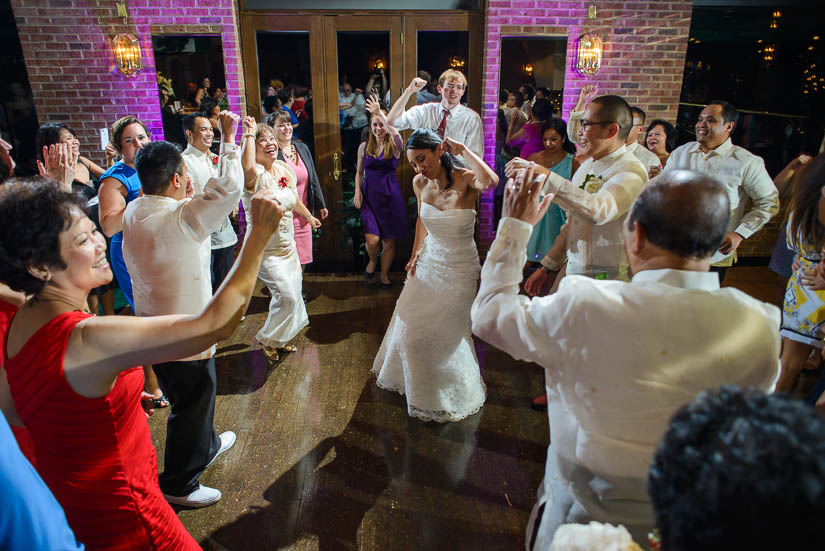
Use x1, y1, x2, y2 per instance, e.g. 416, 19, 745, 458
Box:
387, 69, 483, 161
123, 112, 243, 508
512, 94, 648, 297
663, 100, 779, 281
471, 167, 780, 549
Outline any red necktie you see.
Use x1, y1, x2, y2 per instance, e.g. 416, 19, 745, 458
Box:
436, 109, 449, 138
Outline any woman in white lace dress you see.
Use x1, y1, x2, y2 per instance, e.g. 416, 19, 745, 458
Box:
240, 117, 321, 361
372, 129, 498, 422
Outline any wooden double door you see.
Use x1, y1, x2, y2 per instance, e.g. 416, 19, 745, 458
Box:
240, 12, 483, 270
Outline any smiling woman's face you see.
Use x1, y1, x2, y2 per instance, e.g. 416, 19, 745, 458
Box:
51, 210, 112, 293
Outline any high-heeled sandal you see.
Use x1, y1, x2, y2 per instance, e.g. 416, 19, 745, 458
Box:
279, 344, 298, 353
263, 346, 279, 362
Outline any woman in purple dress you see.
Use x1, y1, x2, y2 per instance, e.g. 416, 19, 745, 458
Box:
354, 96, 409, 288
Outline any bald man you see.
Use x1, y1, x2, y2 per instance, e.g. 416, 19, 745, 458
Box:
472, 168, 781, 550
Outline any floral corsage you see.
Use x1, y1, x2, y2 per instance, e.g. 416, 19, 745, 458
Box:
278, 176, 289, 188
211, 154, 219, 166
581, 173, 605, 194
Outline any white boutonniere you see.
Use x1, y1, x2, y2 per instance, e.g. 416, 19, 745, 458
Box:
581, 173, 605, 194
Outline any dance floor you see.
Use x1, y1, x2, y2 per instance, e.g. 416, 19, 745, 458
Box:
147, 266, 789, 550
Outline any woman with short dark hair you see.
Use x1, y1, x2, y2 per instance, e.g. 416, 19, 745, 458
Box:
0, 178, 284, 550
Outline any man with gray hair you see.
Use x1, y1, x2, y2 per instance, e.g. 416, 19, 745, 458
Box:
471, 167, 781, 549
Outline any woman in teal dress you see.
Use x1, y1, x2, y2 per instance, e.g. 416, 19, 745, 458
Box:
524, 118, 579, 262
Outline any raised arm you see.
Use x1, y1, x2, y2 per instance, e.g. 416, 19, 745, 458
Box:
471, 165, 566, 367
387, 77, 426, 126
64, 192, 285, 397
366, 95, 403, 154
98, 177, 128, 236
240, 116, 258, 191
442, 137, 498, 192
567, 85, 598, 145
180, 142, 244, 242
540, 164, 646, 225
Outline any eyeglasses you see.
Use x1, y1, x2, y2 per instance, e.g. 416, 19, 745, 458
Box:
580, 120, 616, 130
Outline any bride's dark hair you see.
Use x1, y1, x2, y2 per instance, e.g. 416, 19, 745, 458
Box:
406, 129, 459, 190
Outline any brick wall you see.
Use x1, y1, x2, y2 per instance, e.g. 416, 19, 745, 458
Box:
480, 0, 693, 247
10, 0, 245, 165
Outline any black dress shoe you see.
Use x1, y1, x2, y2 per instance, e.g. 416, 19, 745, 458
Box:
364, 269, 375, 281
379, 281, 392, 290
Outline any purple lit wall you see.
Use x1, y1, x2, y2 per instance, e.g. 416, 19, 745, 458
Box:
10, 0, 245, 165
479, 0, 692, 248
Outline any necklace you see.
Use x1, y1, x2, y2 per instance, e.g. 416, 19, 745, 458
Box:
544, 151, 567, 168
283, 143, 297, 164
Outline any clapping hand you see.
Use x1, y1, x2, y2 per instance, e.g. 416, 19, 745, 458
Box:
801, 260, 825, 290
505, 156, 552, 180
441, 137, 465, 157
37, 142, 77, 191
502, 162, 554, 226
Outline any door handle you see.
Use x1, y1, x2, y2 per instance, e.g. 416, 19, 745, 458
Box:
333, 151, 341, 181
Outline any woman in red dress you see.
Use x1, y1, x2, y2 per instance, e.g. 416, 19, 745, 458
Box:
0, 180, 284, 551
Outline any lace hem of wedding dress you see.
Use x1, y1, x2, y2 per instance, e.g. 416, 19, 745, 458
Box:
373, 373, 484, 423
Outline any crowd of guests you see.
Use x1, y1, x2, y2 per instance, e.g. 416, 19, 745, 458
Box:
0, 61, 824, 551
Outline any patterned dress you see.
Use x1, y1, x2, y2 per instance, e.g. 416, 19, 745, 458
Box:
781, 213, 825, 347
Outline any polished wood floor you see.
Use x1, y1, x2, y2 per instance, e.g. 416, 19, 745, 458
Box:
149, 272, 548, 551
147, 266, 799, 550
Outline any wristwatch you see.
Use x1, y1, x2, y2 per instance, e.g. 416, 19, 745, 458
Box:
540, 265, 553, 274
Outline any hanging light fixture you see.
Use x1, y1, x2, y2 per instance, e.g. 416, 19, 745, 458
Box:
522, 63, 534, 77
373, 58, 386, 70
112, 33, 142, 77
449, 55, 465, 69
576, 34, 603, 77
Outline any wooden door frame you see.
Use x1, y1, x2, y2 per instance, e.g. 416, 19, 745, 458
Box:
238, 10, 484, 270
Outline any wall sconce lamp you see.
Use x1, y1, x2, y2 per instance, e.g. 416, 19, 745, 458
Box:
112, 33, 143, 77
576, 34, 603, 77
522, 63, 533, 77
449, 55, 465, 69
373, 58, 386, 70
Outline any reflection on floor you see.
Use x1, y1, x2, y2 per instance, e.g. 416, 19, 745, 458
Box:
147, 265, 802, 550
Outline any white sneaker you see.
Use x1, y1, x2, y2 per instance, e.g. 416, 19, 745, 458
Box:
163, 484, 221, 508
206, 431, 236, 469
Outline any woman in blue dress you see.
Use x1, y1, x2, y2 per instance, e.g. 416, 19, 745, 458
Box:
97, 117, 167, 408
524, 118, 579, 262
98, 116, 149, 309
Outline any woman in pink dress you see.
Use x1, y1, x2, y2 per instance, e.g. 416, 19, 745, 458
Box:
505, 97, 554, 159
271, 111, 328, 267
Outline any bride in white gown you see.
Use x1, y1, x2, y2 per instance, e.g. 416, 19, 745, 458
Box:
372, 129, 499, 422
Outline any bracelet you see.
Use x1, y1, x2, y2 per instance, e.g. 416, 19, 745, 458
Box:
242, 133, 255, 139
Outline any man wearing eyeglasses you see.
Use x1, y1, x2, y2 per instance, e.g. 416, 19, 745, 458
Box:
387, 69, 483, 161
509, 93, 648, 290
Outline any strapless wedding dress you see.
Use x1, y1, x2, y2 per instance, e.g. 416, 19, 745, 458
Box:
372, 202, 486, 422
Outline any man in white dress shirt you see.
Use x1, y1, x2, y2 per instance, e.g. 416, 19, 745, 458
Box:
626, 106, 662, 173
664, 100, 779, 282
122, 112, 242, 508
181, 113, 239, 293
471, 167, 781, 550
387, 69, 484, 160
515, 94, 648, 295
